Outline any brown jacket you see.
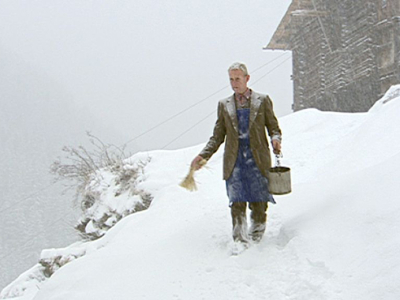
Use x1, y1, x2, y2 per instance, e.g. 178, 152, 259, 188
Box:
199, 91, 281, 180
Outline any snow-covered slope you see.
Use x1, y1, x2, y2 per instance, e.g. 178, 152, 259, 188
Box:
0, 48, 130, 290
2, 86, 400, 300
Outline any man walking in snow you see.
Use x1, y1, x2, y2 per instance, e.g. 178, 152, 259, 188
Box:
191, 62, 282, 244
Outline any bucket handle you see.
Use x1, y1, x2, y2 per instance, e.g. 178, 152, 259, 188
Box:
275, 152, 283, 167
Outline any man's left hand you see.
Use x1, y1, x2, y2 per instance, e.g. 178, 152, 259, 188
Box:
272, 140, 281, 155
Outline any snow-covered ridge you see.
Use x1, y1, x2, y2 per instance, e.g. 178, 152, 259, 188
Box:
1, 153, 153, 299
2, 86, 400, 300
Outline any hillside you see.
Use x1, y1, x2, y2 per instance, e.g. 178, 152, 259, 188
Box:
2, 86, 400, 300
0, 48, 129, 289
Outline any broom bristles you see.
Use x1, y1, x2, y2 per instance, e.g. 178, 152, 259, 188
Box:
179, 159, 207, 192
179, 168, 197, 191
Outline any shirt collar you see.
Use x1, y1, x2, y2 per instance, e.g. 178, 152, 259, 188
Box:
235, 88, 252, 101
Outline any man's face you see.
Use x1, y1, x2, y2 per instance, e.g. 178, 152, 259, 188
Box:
229, 69, 250, 94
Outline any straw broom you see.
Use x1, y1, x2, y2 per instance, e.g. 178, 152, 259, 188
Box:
179, 159, 207, 191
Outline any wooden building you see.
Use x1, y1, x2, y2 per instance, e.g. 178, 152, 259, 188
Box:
266, 0, 400, 112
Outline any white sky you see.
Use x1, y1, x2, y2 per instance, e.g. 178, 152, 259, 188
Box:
0, 0, 293, 152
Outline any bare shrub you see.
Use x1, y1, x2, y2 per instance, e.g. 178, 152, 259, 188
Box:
51, 133, 153, 241
50, 132, 129, 200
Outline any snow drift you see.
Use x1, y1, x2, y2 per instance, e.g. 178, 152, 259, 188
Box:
2, 86, 400, 300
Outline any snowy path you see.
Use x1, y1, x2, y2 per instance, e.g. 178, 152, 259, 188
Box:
30, 147, 340, 300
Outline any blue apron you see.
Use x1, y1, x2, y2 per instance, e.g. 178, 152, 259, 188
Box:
226, 108, 275, 205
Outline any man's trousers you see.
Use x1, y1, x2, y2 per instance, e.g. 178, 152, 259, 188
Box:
230, 201, 268, 242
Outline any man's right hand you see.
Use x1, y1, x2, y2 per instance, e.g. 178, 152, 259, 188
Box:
191, 155, 204, 170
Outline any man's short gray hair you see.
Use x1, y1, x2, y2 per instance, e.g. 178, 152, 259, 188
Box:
228, 62, 249, 76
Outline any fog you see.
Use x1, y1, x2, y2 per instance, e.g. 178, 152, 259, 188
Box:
1, 0, 292, 151
0, 0, 292, 289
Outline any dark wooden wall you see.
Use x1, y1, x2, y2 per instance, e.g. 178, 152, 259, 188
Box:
290, 0, 400, 112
